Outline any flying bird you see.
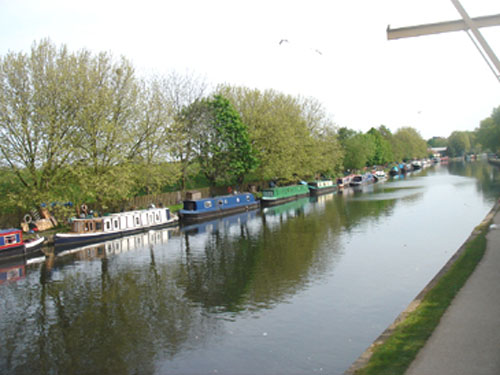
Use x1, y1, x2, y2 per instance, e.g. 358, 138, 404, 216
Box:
279, 39, 289, 45
314, 49, 323, 55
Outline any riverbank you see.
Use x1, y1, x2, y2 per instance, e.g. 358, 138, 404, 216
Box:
345, 199, 499, 375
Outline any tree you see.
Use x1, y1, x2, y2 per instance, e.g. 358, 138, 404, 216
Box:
161, 71, 208, 190
0, 39, 86, 207
337, 127, 357, 144
392, 127, 428, 161
447, 131, 471, 157
218, 86, 318, 183
476, 106, 500, 154
367, 127, 394, 166
180, 95, 258, 187
427, 136, 448, 148
342, 133, 376, 170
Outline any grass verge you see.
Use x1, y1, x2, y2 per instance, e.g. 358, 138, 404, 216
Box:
355, 221, 490, 375
168, 203, 183, 213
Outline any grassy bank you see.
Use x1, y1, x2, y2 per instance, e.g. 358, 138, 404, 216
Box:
354, 220, 490, 375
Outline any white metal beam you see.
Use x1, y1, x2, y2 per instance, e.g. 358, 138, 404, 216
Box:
387, 1, 500, 82
387, 14, 500, 40
450, 0, 500, 81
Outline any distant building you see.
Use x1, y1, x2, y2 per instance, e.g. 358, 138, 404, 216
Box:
429, 147, 447, 158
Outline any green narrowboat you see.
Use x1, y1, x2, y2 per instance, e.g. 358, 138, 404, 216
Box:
260, 184, 310, 207
308, 179, 336, 196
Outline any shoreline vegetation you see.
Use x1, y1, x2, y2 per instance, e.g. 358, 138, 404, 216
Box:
0, 39, 451, 226
345, 201, 497, 375
1, 40, 499, 227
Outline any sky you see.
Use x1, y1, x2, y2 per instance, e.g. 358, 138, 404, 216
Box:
0, 0, 499, 140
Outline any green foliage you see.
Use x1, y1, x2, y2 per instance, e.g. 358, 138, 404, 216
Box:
218, 86, 343, 182
179, 94, 258, 187
427, 136, 448, 148
0, 39, 184, 213
392, 127, 428, 161
367, 127, 394, 166
447, 131, 471, 157
342, 133, 376, 170
476, 106, 500, 154
3, 38, 480, 218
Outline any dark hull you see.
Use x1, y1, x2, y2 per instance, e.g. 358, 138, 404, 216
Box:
54, 221, 178, 251
260, 192, 310, 207
0, 244, 25, 260
308, 186, 337, 196
180, 202, 260, 224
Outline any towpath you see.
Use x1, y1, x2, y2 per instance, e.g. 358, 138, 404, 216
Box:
405, 206, 500, 375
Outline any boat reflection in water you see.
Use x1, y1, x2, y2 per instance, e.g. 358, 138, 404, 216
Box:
0, 252, 45, 285
55, 226, 179, 261
181, 209, 259, 236
310, 191, 335, 206
260, 196, 313, 224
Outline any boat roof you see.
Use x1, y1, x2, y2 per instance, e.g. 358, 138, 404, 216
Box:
0, 229, 21, 234
184, 193, 253, 202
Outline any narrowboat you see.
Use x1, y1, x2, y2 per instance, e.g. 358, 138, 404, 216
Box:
179, 193, 259, 223
308, 180, 337, 196
373, 170, 387, 181
412, 160, 423, 170
350, 173, 376, 187
336, 174, 355, 189
0, 229, 45, 259
260, 184, 310, 207
389, 166, 400, 176
54, 207, 178, 249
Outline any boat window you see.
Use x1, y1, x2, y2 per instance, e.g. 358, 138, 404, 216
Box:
4, 235, 17, 245
106, 221, 111, 230
224, 199, 228, 204
246, 195, 251, 201
114, 220, 119, 229
184, 202, 196, 211
96, 222, 102, 231
236, 197, 240, 203
135, 217, 140, 225
204, 201, 212, 208
156, 214, 160, 221
218, 200, 223, 205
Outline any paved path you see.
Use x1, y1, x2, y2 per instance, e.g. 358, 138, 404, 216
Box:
405, 208, 500, 375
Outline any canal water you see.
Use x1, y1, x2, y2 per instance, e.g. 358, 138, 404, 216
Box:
1, 162, 500, 375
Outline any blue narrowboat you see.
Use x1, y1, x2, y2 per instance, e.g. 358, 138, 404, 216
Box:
179, 193, 260, 223
0, 229, 45, 259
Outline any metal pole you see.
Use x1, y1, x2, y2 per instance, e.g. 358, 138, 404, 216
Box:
450, 0, 500, 80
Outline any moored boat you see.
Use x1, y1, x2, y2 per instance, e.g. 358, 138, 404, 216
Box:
54, 207, 178, 249
350, 173, 376, 187
373, 170, 387, 181
412, 160, 423, 170
349, 175, 364, 186
308, 180, 336, 196
260, 184, 310, 207
0, 229, 45, 260
179, 193, 259, 223
389, 166, 400, 176
336, 174, 355, 189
